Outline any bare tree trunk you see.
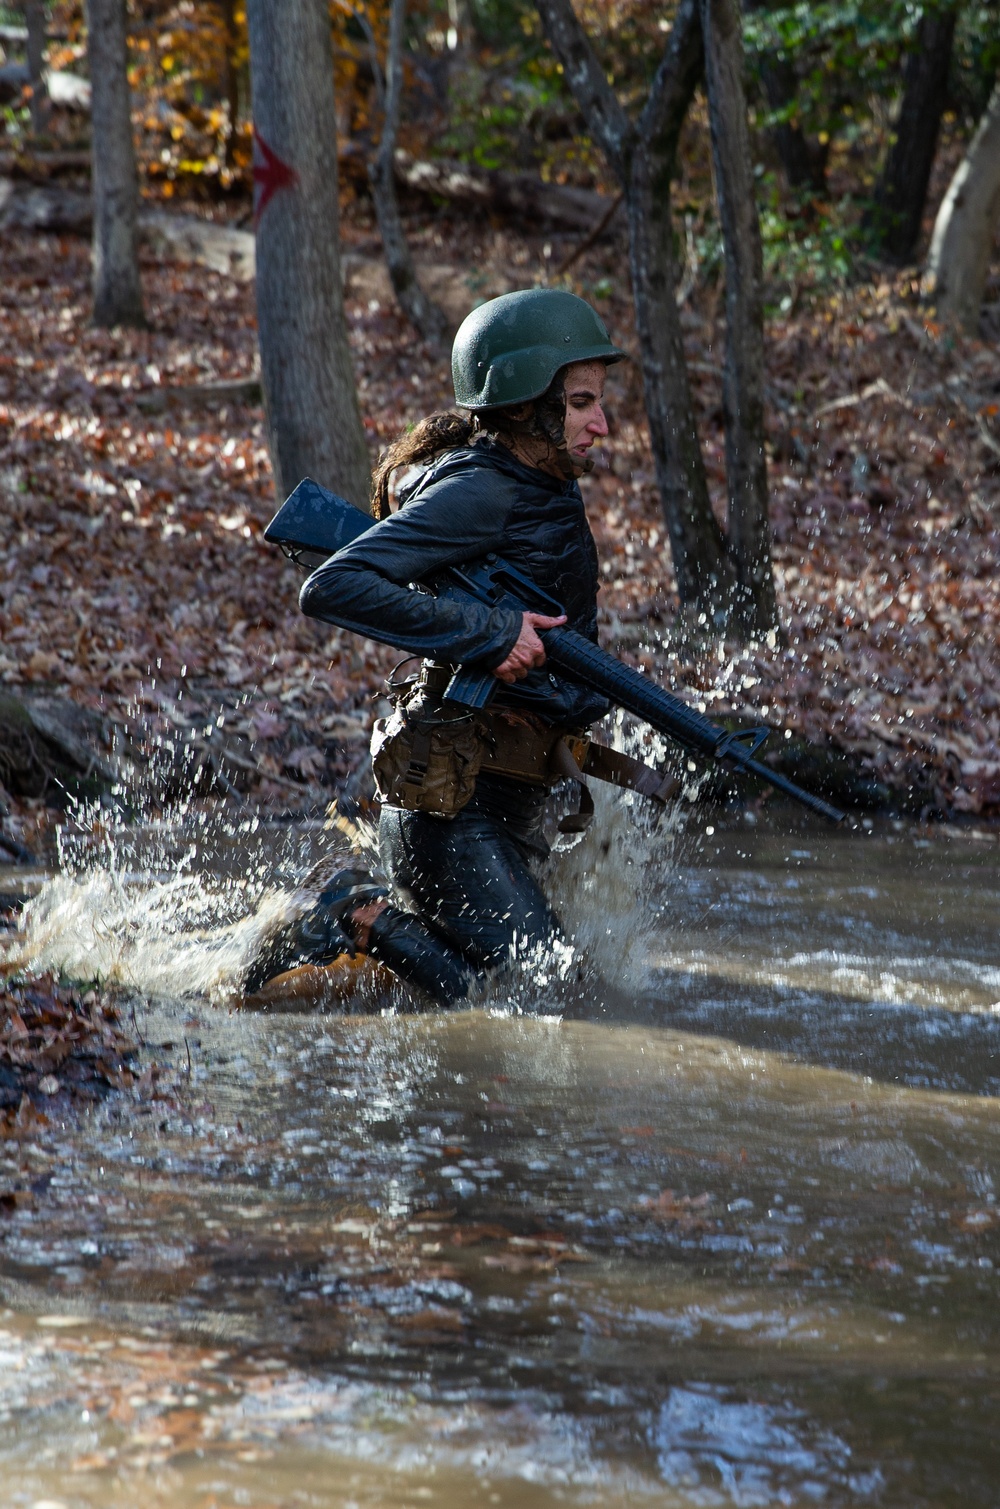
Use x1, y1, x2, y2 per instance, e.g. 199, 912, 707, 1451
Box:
24, 0, 49, 137
869, 3, 958, 264
245, 0, 370, 507
744, 0, 826, 191
701, 0, 776, 635
761, 69, 824, 190
537, 0, 775, 638
85, 0, 144, 328
364, 0, 448, 345
926, 80, 1000, 333
537, 0, 733, 627
626, 165, 732, 616
628, 7, 734, 622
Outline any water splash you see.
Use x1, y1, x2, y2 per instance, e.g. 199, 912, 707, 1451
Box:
13, 867, 302, 1001
4, 797, 345, 1003
542, 720, 691, 995
7, 716, 689, 1011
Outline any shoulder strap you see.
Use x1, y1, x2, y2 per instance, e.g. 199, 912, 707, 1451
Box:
581, 742, 680, 804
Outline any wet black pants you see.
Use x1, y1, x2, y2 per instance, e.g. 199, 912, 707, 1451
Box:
366, 779, 562, 1006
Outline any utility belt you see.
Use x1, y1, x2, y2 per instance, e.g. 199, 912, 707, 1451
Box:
371, 661, 678, 827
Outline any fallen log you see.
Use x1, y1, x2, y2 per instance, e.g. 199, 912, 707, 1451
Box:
0, 182, 258, 279
135, 374, 263, 411
0, 180, 90, 233
0, 158, 617, 305
0, 689, 116, 805
0, 148, 92, 178
1, 144, 615, 242
47, 71, 91, 111
389, 149, 611, 233
0, 187, 454, 317
138, 207, 255, 281
0, 66, 91, 111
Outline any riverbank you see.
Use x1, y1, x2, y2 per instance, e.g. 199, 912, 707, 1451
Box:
1, 206, 998, 844
0, 970, 142, 1125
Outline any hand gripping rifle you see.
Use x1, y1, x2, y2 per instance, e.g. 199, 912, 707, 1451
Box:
265, 479, 845, 824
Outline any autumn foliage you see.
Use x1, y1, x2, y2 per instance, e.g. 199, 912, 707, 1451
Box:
0, 972, 137, 1117
1, 1, 999, 825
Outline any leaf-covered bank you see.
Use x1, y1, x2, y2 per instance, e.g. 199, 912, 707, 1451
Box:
1, 211, 998, 829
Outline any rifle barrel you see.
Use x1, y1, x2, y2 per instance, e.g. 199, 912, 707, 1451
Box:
542, 626, 845, 823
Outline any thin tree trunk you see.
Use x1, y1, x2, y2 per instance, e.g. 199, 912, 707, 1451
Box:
25, 0, 49, 137
869, 3, 958, 264
701, 0, 776, 635
631, 3, 734, 621
218, 0, 242, 168
744, 0, 826, 192
926, 80, 1000, 333
626, 155, 732, 619
537, 0, 739, 629
761, 68, 822, 190
365, 0, 448, 345
85, 0, 144, 328
245, 0, 370, 507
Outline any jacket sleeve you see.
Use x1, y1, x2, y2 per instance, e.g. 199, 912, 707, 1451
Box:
298, 469, 524, 666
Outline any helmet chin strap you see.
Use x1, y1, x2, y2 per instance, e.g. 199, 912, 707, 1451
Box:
476, 373, 591, 481
498, 414, 578, 481
520, 375, 584, 481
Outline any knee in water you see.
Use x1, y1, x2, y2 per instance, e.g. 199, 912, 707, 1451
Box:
367, 906, 479, 1006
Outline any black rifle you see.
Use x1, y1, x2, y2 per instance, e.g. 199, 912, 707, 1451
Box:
265, 479, 845, 823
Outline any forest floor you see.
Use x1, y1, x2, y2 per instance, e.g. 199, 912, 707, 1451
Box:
1, 200, 1000, 860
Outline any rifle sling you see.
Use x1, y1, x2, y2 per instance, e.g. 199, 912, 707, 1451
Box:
548, 738, 679, 834
548, 735, 595, 833
581, 742, 680, 805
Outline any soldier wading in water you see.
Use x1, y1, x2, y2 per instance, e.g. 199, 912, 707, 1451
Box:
244, 288, 632, 1005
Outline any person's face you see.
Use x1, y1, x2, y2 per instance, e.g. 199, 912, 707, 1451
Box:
562, 360, 609, 463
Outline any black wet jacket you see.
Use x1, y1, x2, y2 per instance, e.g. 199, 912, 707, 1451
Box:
299, 440, 609, 728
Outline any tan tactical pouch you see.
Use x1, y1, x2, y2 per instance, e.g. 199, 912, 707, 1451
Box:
371, 695, 484, 817
371, 662, 678, 825
370, 665, 578, 820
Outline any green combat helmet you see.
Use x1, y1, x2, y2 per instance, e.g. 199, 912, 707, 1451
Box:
452, 288, 626, 410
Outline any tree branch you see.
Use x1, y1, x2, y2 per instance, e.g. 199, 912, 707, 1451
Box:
534, 0, 633, 183
381, 0, 405, 157
637, 0, 703, 157
336, 2, 385, 108
350, 0, 448, 345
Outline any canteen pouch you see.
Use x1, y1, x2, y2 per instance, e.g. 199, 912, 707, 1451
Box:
371, 691, 484, 818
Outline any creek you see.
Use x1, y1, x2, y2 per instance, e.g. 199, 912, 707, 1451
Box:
1, 804, 999, 1507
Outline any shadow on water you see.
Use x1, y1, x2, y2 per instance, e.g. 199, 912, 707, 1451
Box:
570, 971, 1000, 1097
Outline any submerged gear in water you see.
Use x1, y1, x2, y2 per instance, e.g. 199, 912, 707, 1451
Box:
451, 288, 625, 410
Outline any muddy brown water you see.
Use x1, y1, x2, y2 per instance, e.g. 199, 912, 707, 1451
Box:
1, 813, 999, 1507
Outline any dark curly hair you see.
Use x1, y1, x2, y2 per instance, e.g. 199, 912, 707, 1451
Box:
369, 372, 570, 520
